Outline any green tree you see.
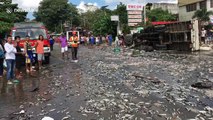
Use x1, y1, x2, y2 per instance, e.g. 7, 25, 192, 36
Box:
113, 2, 127, 24
0, 0, 27, 38
79, 11, 97, 30
34, 0, 79, 32
92, 8, 118, 36
69, 4, 80, 29
92, 13, 117, 36
113, 2, 128, 34
147, 8, 177, 22
122, 24, 131, 35
79, 3, 130, 36
192, 9, 213, 24
79, 8, 116, 36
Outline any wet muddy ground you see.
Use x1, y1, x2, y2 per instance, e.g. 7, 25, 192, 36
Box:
1, 44, 213, 120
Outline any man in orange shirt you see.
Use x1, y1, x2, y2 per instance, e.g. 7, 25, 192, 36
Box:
35, 35, 44, 70
70, 32, 79, 62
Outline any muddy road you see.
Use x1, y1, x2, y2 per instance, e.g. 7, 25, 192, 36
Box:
1, 44, 213, 120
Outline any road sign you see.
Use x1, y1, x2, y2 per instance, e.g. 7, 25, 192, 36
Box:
111, 15, 119, 21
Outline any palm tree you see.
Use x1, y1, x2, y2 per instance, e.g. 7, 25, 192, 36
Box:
192, 9, 213, 25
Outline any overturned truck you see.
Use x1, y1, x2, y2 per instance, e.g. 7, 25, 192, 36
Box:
124, 20, 200, 51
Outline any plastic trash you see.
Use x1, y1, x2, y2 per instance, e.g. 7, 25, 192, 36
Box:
114, 47, 121, 54
42, 116, 54, 120
13, 79, 20, 83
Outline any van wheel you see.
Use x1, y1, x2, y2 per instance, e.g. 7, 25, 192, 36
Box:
45, 56, 50, 64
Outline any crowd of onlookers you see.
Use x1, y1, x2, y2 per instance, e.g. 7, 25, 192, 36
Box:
77, 34, 125, 47
56, 33, 125, 61
0, 32, 125, 85
0, 35, 45, 85
201, 27, 213, 45
54, 33, 125, 47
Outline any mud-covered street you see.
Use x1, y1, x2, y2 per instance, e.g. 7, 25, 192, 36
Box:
1, 44, 213, 120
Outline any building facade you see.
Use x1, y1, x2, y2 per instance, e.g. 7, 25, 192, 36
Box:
147, 3, 179, 14
179, 0, 213, 21
77, 4, 98, 14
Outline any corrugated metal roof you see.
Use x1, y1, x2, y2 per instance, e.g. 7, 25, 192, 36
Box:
178, 0, 204, 6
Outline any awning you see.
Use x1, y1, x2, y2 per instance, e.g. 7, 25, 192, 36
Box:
151, 21, 176, 25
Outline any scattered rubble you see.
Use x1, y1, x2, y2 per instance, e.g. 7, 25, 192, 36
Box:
1, 45, 213, 120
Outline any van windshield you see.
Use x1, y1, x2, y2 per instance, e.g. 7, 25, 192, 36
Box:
13, 28, 47, 40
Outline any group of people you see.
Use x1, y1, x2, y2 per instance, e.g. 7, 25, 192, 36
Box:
57, 32, 123, 62
59, 33, 79, 62
76, 34, 114, 46
0, 35, 45, 85
201, 27, 213, 45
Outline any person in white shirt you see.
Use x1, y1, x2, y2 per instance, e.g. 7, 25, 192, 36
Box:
201, 28, 207, 44
4, 35, 17, 84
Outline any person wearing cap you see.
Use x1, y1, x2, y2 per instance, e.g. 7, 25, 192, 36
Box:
69, 31, 79, 62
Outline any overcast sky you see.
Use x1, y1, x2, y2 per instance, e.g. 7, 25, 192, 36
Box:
12, 0, 177, 19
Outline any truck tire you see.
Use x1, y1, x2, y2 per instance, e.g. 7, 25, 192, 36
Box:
124, 34, 133, 46
133, 33, 142, 47
45, 56, 50, 64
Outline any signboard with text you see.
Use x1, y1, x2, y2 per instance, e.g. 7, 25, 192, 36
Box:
111, 15, 119, 21
127, 4, 143, 11
127, 4, 143, 27
128, 15, 142, 19
128, 19, 142, 23
128, 23, 138, 26
128, 10, 142, 15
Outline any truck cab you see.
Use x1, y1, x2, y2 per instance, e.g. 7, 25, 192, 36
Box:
11, 22, 51, 64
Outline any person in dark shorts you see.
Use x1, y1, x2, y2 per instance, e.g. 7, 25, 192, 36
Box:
15, 36, 24, 78
49, 36, 54, 51
24, 36, 34, 73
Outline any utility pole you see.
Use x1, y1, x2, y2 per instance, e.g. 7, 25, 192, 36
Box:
117, 20, 120, 35
144, 5, 146, 25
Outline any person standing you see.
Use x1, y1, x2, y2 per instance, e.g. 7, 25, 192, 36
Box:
4, 35, 17, 84
59, 33, 69, 60
86, 36, 90, 45
24, 35, 34, 73
15, 36, 24, 78
35, 35, 44, 70
0, 39, 5, 78
201, 28, 207, 45
70, 32, 79, 62
96, 36, 100, 46
108, 34, 113, 46
207, 29, 212, 44
49, 36, 54, 51
99, 35, 103, 44
80, 35, 85, 45
102, 35, 106, 44
115, 35, 119, 47
90, 35, 95, 45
